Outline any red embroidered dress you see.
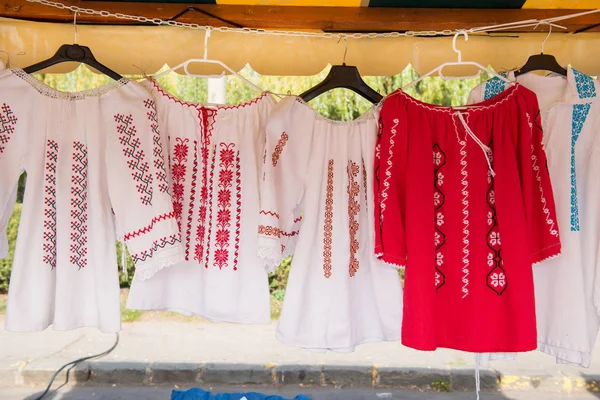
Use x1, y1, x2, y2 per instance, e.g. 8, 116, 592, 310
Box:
375, 84, 561, 352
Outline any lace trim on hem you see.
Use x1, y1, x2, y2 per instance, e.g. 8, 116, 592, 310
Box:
257, 236, 282, 274
11, 68, 129, 100
133, 245, 185, 281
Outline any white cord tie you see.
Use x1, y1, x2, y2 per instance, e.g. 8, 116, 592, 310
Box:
455, 111, 496, 178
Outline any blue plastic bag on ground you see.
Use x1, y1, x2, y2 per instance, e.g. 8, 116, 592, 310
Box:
171, 388, 311, 400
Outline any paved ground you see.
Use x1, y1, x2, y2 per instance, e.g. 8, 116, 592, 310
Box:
3, 317, 600, 397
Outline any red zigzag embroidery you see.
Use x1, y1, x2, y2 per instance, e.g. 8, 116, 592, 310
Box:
123, 211, 177, 241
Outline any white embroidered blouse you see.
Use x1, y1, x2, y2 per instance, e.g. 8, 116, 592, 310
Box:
0, 69, 183, 332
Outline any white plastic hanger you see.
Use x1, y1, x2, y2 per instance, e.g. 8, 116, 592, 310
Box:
402, 30, 514, 90
153, 27, 265, 94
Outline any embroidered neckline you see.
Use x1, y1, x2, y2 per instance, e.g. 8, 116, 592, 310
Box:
293, 96, 379, 125
10, 68, 129, 100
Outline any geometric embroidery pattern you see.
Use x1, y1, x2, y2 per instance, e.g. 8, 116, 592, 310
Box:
131, 234, 181, 264
323, 159, 334, 279
144, 99, 169, 194
233, 151, 242, 271
70, 141, 89, 270
271, 131, 288, 167
204, 145, 217, 269
171, 137, 189, 233
432, 143, 446, 290
457, 130, 471, 299
123, 211, 177, 241
115, 113, 153, 206
214, 143, 236, 270
42, 139, 59, 269
485, 141, 507, 295
483, 72, 508, 101
347, 160, 360, 277
0, 103, 18, 155
257, 225, 299, 239
185, 140, 198, 261
569, 69, 596, 232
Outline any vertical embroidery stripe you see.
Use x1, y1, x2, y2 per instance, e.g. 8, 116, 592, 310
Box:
433, 143, 446, 290
204, 145, 217, 269
171, 138, 189, 234
115, 113, 153, 206
144, 99, 169, 194
347, 160, 360, 277
42, 139, 59, 269
185, 140, 198, 261
214, 143, 235, 269
0, 103, 18, 154
381, 118, 398, 220
271, 132, 289, 167
459, 138, 470, 299
194, 109, 214, 263
70, 142, 88, 270
323, 159, 334, 279
233, 151, 242, 271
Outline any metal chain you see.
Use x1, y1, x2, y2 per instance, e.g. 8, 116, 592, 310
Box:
25, 0, 465, 39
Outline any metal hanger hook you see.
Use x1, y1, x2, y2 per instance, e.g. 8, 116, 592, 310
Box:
73, 11, 78, 44
342, 36, 348, 65
536, 21, 552, 54
452, 30, 469, 63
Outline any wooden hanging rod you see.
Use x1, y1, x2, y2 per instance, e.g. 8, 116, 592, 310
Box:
1, 1, 599, 33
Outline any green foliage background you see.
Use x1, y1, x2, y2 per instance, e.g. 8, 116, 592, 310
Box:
0, 64, 489, 294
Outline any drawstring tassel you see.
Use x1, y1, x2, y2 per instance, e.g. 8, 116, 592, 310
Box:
454, 111, 496, 178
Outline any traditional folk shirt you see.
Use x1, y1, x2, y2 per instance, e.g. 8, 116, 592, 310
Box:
469, 67, 600, 366
257, 97, 403, 352
126, 81, 276, 324
375, 85, 561, 352
0, 69, 183, 332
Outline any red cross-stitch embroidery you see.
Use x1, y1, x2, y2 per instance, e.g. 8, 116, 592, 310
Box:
233, 152, 242, 271
123, 211, 177, 241
144, 99, 169, 194
323, 159, 334, 279
185, 140, 199, 261
70, 141, 88, 270
131, 234, 181, 265
42, 139, 59, 269
432, 143, 446, 290
0, 103, 17, 155
115, 114, 153, 206
171, 137, 189, 233
214, 143, 236, 270
271, 132, 289, 167
257, 225, 299, 238
347, 161, 361, 277
204, 145, 217, 269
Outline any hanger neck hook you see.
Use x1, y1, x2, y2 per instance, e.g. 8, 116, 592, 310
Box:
452, 29, 469, 63
73, 11, 78, 44
342, 36, 348, 66
203, 27, 211, 61
538, 21, 552, 54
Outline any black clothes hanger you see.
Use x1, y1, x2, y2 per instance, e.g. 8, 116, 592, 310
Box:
515, 22, 567, 77
300, 63, 383, 104
23, 44, 123, 81
515, 53, 567, 77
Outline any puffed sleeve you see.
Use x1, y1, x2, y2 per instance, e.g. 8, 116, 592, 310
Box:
0, 102, 23, 259
257, 97, 314, 273
375, 93, 408, 268
520, 99, 561, 264
106, 96, 184, 280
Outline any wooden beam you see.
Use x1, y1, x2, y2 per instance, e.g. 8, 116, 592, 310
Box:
1, 0, 599, 33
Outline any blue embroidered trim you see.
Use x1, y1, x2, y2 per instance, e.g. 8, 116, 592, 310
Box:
570, 69, 596, 231
483, 72, 508, 101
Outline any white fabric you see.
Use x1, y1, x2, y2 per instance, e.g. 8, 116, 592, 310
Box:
468, 67, 600, 367
126, 81, 276, 324
0, 187, 16, 259
0, 69, 183, 332
257, 97, 403, 352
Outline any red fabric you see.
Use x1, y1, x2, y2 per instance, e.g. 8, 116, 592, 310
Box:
375, 84, 561, 352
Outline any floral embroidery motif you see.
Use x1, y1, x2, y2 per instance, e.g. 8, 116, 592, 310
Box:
115, 114, 153, 206
144, 99, 169, 194
483, 72, 508, 101
131, 234, 181, 264
233, 152, 242, 270
171, 138, 189, 233
347, 161, 361, 277
323, 159, 334, 278
432, 144, 446, 290
485, 140, 507, 295
70, 142, 89, 270
42, 139, 59, 269
123, 212, 177, 241
271, 132, 289, 167
214, 143, 236, 269
185, 141, 198, 261
0, 103, 18, 154
204, 146, 217, 269
569, 69, 596, 232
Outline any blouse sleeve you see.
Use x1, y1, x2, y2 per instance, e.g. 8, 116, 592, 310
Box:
520, 103, 561, 265
0, 102, 24, 259
375, 94, 408, 268
257, 98, 313, 273
106, 97, 184, 280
